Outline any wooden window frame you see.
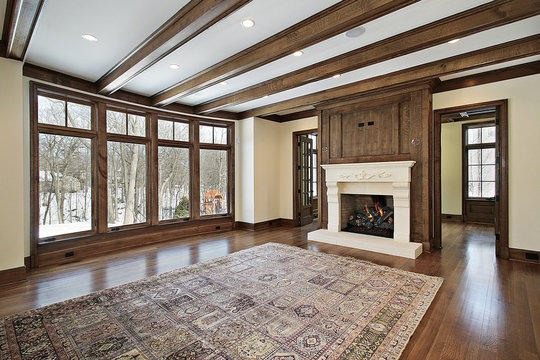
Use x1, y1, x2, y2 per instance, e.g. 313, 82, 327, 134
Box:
32, 90, 98, 245
462, 121, 496, 202
199, 121, 234, 220
155, 116, 193, 225
30, 82, 235, 267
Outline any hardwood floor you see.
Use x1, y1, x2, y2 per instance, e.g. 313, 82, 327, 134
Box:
0, 222, 538, 359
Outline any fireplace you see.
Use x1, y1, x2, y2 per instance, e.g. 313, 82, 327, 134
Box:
307, 161, 422, 259
341, 194, 394, 238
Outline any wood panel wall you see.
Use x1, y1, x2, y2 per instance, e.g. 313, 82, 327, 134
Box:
319, 84, 433, 248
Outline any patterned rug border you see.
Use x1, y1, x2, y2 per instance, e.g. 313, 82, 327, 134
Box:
2, 242, 444, 359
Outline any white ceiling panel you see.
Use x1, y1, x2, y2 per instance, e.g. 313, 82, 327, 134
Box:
179, 0, 492, 105
123, 0, 342, 95
26, 0, 190, 81
224, 16, 540, 112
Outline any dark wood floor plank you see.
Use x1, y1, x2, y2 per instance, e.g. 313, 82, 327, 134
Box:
0, 221, 538, 359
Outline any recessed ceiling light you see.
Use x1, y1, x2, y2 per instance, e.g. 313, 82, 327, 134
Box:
448, 38, 460, 44
169, 64, 180, 70
242, 18, 255, 28
293, 50, 303, 57
81, 34, 98, 42
345, 26, 366, 38
332, 74, 341, 78
220, 81, 228, 86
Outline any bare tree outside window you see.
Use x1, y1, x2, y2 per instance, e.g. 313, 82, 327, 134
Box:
200, 149, 228, 215
107, 141, 147, 226
158, 147, 190, 220
39, 134, 92, 238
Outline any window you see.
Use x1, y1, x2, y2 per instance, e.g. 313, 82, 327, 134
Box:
32, 84, 233, 256
199, 122, 230, 216
465, 123, 496, 198
200, 149, 228, 215
200, 124, 228, 144
107, 141, 147, 226
106, 109, 149, 228
157, 118, 191, 221
36, 94, 94, 240
307, 133, 318, 198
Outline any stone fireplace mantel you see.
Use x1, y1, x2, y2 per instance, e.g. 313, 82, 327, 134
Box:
308, 161, 423, 259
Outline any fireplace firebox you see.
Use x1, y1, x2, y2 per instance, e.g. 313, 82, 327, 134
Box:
341, 194, 394, 238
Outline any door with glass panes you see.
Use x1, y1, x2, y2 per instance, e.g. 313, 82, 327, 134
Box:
463, 121, 496, 224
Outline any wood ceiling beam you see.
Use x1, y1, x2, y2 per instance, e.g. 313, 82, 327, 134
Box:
96, 0, 252, 95
23, 63, 240, 120
197, 0, 540, 114
152, 0, 420, 106
434, 60, 540, 93
238, 35, 540, 118
3, 0, 44, 60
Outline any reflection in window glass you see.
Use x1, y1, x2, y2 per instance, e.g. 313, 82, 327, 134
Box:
174, 122, 189, 142
39, 134, 92, 238
200, 125, 213, 143
214, 127, 227, 144
158, 147, 190, 220
467, 128, 481, 145
200, 149, 227, 215
107, 142, 147, 226
38, 96, 66, 126
158, 119, 173, 140
107, 110, 126, 134
482, 126, 496, 143
67, 102, 91, 129
128, 114, 145, 136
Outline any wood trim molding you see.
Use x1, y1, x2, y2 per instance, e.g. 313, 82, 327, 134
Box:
441, 214, 464, 222
97, 0, 251, 94
235, 218, 295, 231
239, 35, 540, 118
37, 219, 235, 267
0, 266, 26, 286
23, 64, 241, 120
3, 0, 44, 60
196, 0, 540, 113
434, 60, 540, 93
152, 0, 419, 106
509, 248, 540, 264
433, 99, 509, 258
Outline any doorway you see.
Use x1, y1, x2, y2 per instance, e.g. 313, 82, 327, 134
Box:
293, 129, 318, 226
433, 100, 509, 258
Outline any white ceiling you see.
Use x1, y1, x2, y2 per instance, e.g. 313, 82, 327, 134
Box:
26, 0, 191, 80
11, 0, 540, 115
225, 16, 540, 112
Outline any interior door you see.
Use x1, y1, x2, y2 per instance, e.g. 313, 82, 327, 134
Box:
463, 121, 496, 224
298, 135, 313, 226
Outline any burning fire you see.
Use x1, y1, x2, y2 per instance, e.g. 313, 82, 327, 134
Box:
365, 202, 384, 218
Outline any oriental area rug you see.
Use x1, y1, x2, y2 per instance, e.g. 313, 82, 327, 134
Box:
0, 243, 442, 360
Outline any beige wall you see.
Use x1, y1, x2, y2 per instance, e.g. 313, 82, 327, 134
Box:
0, 58, 25, 271
234, 116, 317, 223
434, 74, 540, 252
441, 118, 493, 215
234, 118, 255, 223
253, 118, 281, 223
